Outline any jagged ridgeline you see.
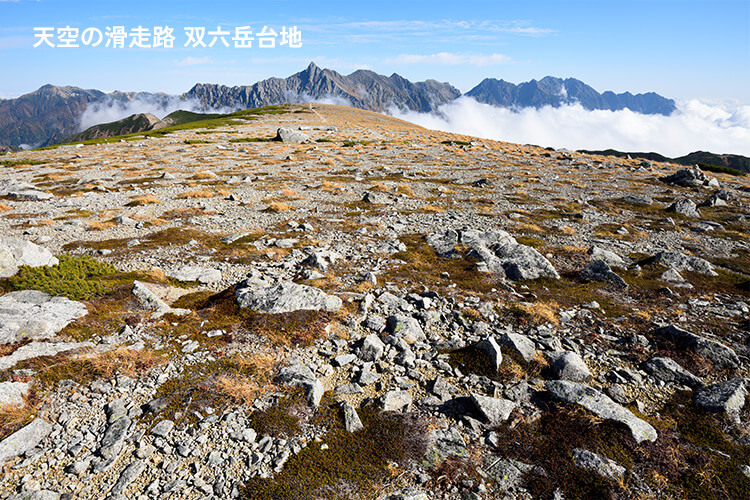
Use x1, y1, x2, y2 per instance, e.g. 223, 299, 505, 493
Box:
1, 102, 750, 499
0, 62, 677, 149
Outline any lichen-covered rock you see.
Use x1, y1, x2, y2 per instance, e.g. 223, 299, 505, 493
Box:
550, 351, 592, 382
235, 281, 341, 314
546, 380, 657, 443
694, 378, 747, 414
0, 237, 59, 278
0, 290, 87, 344
0, 418, 53, 464
641, 357, 703, 389
654, 324, 739, 368
653, 251, 717, 276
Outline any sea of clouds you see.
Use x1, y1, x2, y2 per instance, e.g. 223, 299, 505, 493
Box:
77, 95, 236, 132
389, 97, 750, 158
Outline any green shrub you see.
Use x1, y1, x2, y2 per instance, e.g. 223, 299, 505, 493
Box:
6, 255, 118, 300
698, 163, 746, 176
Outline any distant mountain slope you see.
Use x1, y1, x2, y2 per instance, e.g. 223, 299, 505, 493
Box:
0, 63, 680, 148
0, 85, 105, 147
579, 148, 750, 173
63, 113, 164, 143
183, 62, 462, 113
466, 76, 676, 115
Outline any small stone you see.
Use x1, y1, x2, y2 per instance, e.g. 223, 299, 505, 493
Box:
342, 403, 364, 432
150, 419, 175, 438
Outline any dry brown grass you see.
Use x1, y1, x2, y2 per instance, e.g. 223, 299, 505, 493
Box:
369, 182, 390, 192
0, 396, 41, 440
212, 353, 277, 406
558, 226, 576, 236
280, 188, 304, 200
515, 301, 559, 326
516, 223, 545, 234
319, 158, 336, 166
265, 202, 293, 213
319, 181, 344, 193
421, 204, 446, 214
177, 189, 216, 199
192, 171, 216, 180
87, 220, 116, 231
127, 195, 162, 206
396, 183, 416, 197
0, 203, 12, 212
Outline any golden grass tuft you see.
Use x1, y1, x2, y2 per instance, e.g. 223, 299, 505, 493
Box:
515, 301, 559, 325
421, 204, 445, 214
87, 220, 116, 231
192, 171, 216, 180
127, 195, 162, 206
0, 203, 13, 212
177, 189, 216, 199
265, 202, 293, 213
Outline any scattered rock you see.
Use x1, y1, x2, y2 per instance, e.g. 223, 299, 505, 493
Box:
550, 351, 592, 382
661, 167, 707, 187
571, 448, 626, 481
167, 266, 222, 284
380, 390, 412, 411
475, 335, 502, 372
546, 380, 657, 443
580, 259, 627, 288
342, 403, 363, 432
274, 364, 324, 406
275, 127, 309, 143
386, 315, 425, 343
131, 281, 189, 318
654, 324, 739, 368
641, 357, 703, 389
667, 198, 701, 218
0, 381, 29, 406
653, 251, 717, 276
426, 229, 459, 258
359, 333, 385, 361
470, 393, 516, 425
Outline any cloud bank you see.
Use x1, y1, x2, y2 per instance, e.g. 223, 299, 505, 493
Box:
78, 96, 234, 131
390, 97, 750, 157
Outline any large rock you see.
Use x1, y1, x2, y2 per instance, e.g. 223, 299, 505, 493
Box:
475, 335, 502, 372
131, 281, 190, 318
0, 341, 94, 370
0, 179, 54, 202
359, 333, 385, 361
0, 418, 52, 463
694, 378, 747, 414
274, 364, 324, 406
342, 403, 363, 433
425, 229, 459, 258
0, 290, 87, 344
461, 229, 559, 281
667, 198, 701, 218
98, 415, 131, 461
0, 237, 59, 278
588, 246, 626, 268
641, 357, 703, 389
275, 127, 309, 143
235, 281, 341, 314
499, 331, 537, 363
385, 315, 425, 343
660, 167, 708, 187
572, 448, 626, 481
654, 324, 739, 368
0, 381, 29, 407
580, 260, 627, 288
167, 266, 222, 284
424, 427, 468, 466
653, 251, 717, 276
109, 460, 146, 497
546, 380, 658, 443
302, 250, 342, 272
470, 393, 516, 425
550, 351, 592, 382
380, 390, 412, 412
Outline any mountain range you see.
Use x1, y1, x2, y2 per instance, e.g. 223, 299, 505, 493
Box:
0, 62, 676, 149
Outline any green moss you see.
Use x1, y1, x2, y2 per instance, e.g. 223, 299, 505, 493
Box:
243, 408, 427, 499
0, 159, 49, 167
441, 140, 471, 146
229, 137, 274, 143
342, 140, 373, 147
183, 139, 213, 144
3, 255, 118, 300
698, 163, 746, 176
251, 391, 304, 438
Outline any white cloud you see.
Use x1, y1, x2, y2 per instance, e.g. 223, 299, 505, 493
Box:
77, 96, 234, 131
389, 52, 511, 66
175, 56, 214, 66
389, 97, 750, 157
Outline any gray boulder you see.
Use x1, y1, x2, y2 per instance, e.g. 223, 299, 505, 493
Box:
0, 290, 88, 344
425, 229, 459, 258
109, 459, 146, 497
661, 167, 707, 187
302, 250, 342, 272
0, 179, 54, 202
0, 418, 53, 463
475, 335, 502, 372
653, 251, 717, 276
167, 266, 222, 284
362, 191, 393, 205
580, 260, 628, 288
470, 393, 516, 425
641, 357, 703, 389
572, 448, 626, 481
546, 380, 657, 443
0, 341, 94, 370
550, 351, 592, 382
424, 427, 468, 466
654, 324, 739, 368
499, 331, 537, 363
235, 281, 341, 314
385, 315, 425, 343
667, 198, 701, 218
275, 127, 309, 143
460, 229, 558, 281
694, 378, 747, 414
380, 390, 412, 411
342, 403, 363, 432
588, 246, 626, 268
702, 190, 730, 207
0, 381, 29, 407
274, 364, 324, 406
0, 237, 59, 278
131, 281, 189, 318
359, 333, 385, 361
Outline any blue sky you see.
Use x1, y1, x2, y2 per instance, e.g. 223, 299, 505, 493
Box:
1, 0, 748, 102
